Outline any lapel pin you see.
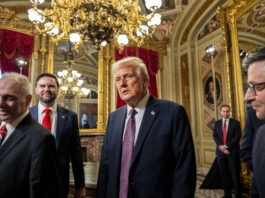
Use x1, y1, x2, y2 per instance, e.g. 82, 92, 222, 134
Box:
62, 115, 65, 119
151, 111, 155, 116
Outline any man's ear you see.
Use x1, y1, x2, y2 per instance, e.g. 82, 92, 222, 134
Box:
26, 95, 32, 107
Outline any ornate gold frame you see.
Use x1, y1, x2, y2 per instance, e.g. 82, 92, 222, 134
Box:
217, 0, 261, 126
217, 0, 262, 189
46, 45, 109, 133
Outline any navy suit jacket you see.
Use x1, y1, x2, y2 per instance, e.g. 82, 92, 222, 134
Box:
253, 124, 265, 197
213, 118, 241, 157
0, 114, 58, 198
30, 105, 85, 198
97, 95, 196, 198
240, 109, 265, 170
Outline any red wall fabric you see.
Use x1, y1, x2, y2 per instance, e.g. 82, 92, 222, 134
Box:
0, 29, 34, 76
115, 46, 159, 108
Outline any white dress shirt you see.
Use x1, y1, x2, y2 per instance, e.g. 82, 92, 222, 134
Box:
38, 102, 57, 137
0, 110, 29, 145
123, 93, 150, 145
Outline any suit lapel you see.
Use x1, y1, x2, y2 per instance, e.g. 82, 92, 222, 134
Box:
227, 119, 233, 140
218, 120, 224, 141
0, 115, 31, 161
30, 105, 38, 121
56, 106, 66, 150
131, 96, 158, 166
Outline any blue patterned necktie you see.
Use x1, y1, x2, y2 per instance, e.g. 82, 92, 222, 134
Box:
0, 125, 7, 145
119, 108, 137, 198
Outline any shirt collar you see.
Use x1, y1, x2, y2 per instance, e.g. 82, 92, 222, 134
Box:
1, 110, 29, 131
126, 93, 150, 118
39, 101, 57, 114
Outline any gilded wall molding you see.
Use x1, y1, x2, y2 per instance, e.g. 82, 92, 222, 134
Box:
0, 6, 33, 35
217, 0, 262, 188
216, 7, 233, 116
217, 0, 262, 125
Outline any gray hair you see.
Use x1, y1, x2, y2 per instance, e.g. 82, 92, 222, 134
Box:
242, 47, 265, 68
112, 57, 149, 83
1, 72, 32, 96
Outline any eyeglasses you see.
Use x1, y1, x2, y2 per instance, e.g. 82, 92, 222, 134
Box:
248, 82, 265, 95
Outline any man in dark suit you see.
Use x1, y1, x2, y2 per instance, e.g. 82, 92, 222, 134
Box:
213, 104, 241, 198
240, 109, 265, 171
0, 72, 57, 198
96, 57, 196, 198
29, 73, 86, 198
243, 47, 265, 198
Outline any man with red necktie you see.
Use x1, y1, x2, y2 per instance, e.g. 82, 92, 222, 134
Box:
29, 73, 86, 198
0, 72, 57, 198
213, 104, 242, 198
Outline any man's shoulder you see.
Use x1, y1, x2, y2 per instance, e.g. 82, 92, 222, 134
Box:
229, 118, 240, 124
149, 97, 184, 112
57, 105, 77, 116
21, 114, 51, 138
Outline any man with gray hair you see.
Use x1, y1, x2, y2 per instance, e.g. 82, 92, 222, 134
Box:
244, 47, 265, 197
0, 72, 58, 198
97, 57, 196, 198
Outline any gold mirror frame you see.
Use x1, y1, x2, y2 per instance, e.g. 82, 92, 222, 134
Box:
217, 0, 262, 189
217, 0, 261, 126
46, 44, 111, 133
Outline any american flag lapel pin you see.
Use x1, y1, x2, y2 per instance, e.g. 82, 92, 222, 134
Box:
151, 111, 155, 116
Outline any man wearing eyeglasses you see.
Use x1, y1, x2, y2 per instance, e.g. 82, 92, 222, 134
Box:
244, 47, 265, 198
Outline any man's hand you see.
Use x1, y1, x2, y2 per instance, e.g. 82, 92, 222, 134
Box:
74, 187, 86, 198
218, 145, 230, 155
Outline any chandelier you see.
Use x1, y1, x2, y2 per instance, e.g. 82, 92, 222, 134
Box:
56, 44, 90, 99
28, 0, 162, 49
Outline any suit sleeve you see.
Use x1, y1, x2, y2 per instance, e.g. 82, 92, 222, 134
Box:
213, 121, 222, 147
30, 133, 58, 198
240, 112, 254, 169
226, 120, 241, 151
171, 106, 196, 198
96, 116, 111, 198
70, 113, 85, 188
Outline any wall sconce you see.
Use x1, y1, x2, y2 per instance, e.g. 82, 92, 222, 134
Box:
205, 45, 218, 120
16, 57, 28, 74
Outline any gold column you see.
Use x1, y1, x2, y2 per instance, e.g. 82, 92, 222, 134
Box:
105, 45, 112, 123
211, 55, 218, 120
47, 39, 54, 74
217, 7, 233, 116
39, 33, 48, 73
97, 47, 104, 131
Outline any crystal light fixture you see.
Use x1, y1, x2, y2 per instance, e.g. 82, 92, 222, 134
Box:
28, 0, 162, 50
56, 44, 90, 99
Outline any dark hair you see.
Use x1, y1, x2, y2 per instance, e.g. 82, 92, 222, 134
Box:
220, 104, 230, 111
242, 47, 265, 68
35, 73, 59, 88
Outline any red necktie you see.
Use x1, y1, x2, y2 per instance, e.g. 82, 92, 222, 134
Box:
119, 108, 137, 198
223, 119, 227, 145
42, 108, 51, 131
0, 125, 7, 145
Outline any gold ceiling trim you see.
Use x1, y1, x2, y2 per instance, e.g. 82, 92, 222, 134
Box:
180, 0, 214, 45
0, 6, 33, 35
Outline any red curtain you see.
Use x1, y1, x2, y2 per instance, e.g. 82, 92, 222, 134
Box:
0, 29, 34, 76
115, 46, 159, 108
